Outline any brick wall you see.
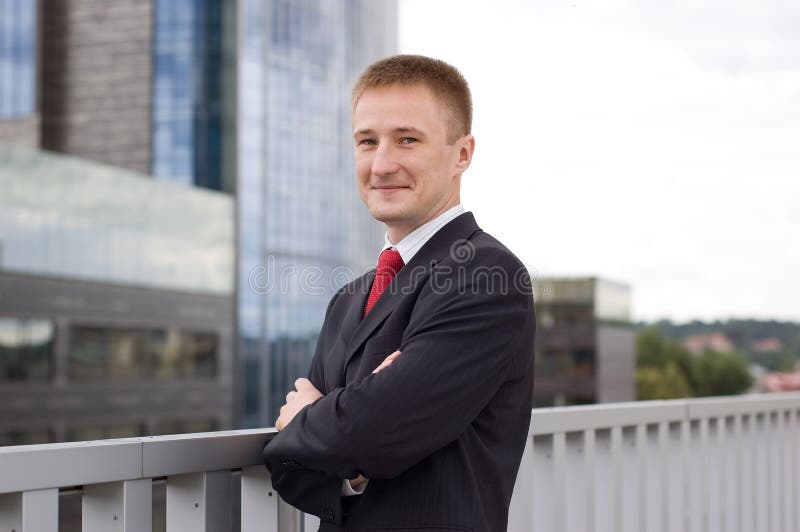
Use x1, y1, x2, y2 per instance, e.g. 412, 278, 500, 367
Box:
40, 0, 153, 174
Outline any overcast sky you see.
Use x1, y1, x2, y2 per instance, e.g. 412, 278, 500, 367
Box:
399, 0, 800, 323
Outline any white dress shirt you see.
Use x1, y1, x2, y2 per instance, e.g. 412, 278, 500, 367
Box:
342, 204, 468, 497
379, 204, 466, 264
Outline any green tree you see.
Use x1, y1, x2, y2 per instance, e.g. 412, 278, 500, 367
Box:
636, 328, 699, 392
693, 350, 754, 396
636, 363, 693, 400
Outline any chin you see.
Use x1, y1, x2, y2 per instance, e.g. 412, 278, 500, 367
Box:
368, 205, 409, 224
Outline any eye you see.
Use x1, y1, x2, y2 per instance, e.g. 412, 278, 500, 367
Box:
399, 137, 418, 145
358, 138, 377, 146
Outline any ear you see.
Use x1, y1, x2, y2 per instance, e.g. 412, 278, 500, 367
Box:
454, 134, 475, 175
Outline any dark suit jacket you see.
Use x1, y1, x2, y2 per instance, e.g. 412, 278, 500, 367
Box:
262, 212, 535, 532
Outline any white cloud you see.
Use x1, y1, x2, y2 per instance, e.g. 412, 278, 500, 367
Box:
400, 0, 800, 322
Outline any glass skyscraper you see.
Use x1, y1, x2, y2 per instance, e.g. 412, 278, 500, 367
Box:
0, 0, 36, 118
152, 0, 224, 190
0, 0, 397, 431
236, 0, 396, 426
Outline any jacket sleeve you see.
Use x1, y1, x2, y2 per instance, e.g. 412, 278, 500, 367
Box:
264, 247, 535, 481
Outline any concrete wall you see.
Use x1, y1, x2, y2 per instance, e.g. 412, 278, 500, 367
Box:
0, 115, 40, 147
40, 0, 152, 173
596, 324, 636, 403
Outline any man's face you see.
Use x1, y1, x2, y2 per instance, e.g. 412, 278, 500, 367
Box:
353, 84, 473, 242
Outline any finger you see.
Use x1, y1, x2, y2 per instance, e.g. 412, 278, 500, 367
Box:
372, 350, 401, 373
385, 350, 401, 361
372, 355, 399, 374
372, 360, 392, 374
295, 378, 311, 390
285, 391, 296, 403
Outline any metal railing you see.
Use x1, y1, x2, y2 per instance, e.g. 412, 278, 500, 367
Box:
2, 393, 799, 532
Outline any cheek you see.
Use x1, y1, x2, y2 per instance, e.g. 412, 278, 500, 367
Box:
355, 157, 372, 181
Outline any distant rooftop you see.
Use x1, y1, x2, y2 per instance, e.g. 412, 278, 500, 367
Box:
532, 276, 632, 322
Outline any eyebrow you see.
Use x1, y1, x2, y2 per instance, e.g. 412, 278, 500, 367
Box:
353, 127, 426, 137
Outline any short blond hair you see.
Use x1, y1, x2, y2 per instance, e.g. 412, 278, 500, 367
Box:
352, 55, 472, 144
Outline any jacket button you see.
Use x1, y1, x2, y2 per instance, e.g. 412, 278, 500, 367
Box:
321, 506, 335, 521
281, 460, 299, 467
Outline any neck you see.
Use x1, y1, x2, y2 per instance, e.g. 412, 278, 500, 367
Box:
386, 199, 460, 244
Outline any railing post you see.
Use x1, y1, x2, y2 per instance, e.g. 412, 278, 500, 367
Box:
124, 479, 153, 532
83, 480, 152, 532
507, 435, 533, 532
552, 432, 566, 532
23, 489, 58, 532
610, 425, 622, 532
277, 497, 302, 532
0, 489, 60, 532
680, 419, 691, 532
167, 471, 231, 532
304, 512, 320, 530
657, 421, 669, 532
699, 417, 709, 532
635, 423, 647, 532
0, 489, 59, 532
240, 466, 277, 532
583, 429, 596, 532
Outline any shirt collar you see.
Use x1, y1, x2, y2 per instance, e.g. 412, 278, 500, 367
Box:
380, 205, 466, 264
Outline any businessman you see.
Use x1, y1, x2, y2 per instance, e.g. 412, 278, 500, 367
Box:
262, 55, 535, 532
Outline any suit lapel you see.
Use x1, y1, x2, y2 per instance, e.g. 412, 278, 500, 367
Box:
342, 212, 481, 370
340, 270, 374, 343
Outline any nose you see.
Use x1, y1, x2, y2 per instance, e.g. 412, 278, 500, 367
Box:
371, 143, 401, 177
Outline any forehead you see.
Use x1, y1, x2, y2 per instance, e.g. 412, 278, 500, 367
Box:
353, 84, 449, 132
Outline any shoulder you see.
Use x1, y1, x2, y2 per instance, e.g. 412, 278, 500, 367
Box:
440, 229, 529, 280
424, 229, 534, 306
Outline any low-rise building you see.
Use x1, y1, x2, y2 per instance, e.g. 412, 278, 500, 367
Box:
532, 277, 635, 406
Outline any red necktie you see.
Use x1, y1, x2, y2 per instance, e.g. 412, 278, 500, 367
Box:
364, 249, 404, 316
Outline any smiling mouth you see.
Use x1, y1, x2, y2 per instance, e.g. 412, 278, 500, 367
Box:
373, 186, 409, 191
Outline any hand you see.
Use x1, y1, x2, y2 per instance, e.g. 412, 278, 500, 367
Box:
372, 350, 401, 374
349, 475, 368, 489
275, 378, 323, 431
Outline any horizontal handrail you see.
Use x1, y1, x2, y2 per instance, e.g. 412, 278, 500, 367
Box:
3, 393, 800, 495
530, 391, 800, 435
0, 428, 277, 494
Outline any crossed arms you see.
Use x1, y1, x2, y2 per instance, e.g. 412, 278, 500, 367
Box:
262, 249, 534, 514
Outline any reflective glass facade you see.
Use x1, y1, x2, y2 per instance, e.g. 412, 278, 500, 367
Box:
0, 144, 234, 294
68, 326, 217, 381
237, 0, 397, 426
152, 0, 223, 189
0, 317, 54, 381
0, 0, 36, 118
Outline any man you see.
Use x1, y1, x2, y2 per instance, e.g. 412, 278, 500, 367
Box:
262, 55, 535, 532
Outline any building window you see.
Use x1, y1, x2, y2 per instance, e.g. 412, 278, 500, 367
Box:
68, 327, 160, 381
0, 0, 36, 118
152, 329, 217, 379
0, 317, 55, 382
152, 0, 223, 189
68, 326, 218, 381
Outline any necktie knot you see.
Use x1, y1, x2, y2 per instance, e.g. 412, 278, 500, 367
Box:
376, 248, 404, 277
364, 249, 404, 316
